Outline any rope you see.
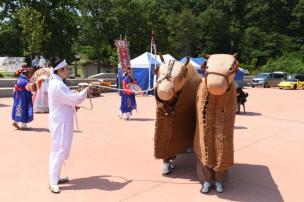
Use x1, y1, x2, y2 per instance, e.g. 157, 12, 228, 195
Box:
78, 85, 155, 111
90, 84, 155, 94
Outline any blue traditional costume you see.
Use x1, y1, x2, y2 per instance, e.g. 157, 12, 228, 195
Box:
11, 66, 37, 129
120, 70, 137, 120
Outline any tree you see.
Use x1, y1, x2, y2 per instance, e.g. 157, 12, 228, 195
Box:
16, 7, 50, 58
0, 1, 80, 61
165, 9, 200, 58
197, 8, 230, 54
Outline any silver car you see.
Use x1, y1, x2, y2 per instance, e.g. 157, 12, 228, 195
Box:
251, 72, 286, 88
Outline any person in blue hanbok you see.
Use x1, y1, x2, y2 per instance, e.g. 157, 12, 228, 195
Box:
120, 66, 137, 120
11, 65, 38, 130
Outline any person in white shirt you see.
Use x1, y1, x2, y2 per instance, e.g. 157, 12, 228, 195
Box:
48, 58, 90, 194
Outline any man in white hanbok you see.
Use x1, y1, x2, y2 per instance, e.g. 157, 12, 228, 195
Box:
48, 59, 89, 193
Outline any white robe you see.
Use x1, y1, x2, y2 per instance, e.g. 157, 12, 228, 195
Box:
48, 74, 87, 185
33, 80, 49, 113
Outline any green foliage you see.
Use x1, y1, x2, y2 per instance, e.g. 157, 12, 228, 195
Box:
0, 0, 303, 73
198, 8, 230, 54
16, 7, 50, 57
261, 51, 304, 73
166, 9, 200, 58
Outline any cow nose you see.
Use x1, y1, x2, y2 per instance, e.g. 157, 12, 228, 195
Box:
157, 90, 174, 101
207, 85, 226, 95
206, 75, 227, 95
157, 80, 175, 101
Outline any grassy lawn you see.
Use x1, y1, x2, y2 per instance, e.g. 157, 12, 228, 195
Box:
0, 70, 16, 78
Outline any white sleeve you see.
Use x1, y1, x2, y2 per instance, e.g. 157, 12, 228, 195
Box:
56, 84, 88, 106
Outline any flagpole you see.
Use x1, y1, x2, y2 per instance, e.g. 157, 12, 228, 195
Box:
150, 30, 156, 95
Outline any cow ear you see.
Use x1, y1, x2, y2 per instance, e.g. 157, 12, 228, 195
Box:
185, 56, 190, 66
205, 54, 210, 59
159, 53, 165, 64
201, 61, 207, 72
154, 66, 160, 75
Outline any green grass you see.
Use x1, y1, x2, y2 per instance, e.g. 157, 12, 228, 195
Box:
0, 70, 16, 78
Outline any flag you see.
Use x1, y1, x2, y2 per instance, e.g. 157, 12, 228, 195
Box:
115, 39, 131, 71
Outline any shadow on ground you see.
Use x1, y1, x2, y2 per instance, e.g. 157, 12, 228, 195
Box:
215, 163, 284, 202
29, 128, 50, 133
0, 103, 11, 107
238, 112, 262, 116
18, 127, 50, 133
163, 154, 283, 202
234, 126, 248, 130
130, 118, 155, 122
60, 175, 132, 191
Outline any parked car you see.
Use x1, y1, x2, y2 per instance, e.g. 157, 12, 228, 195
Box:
293, 73, 304, 81
278, 78, 304, 90
278, 74, 304, 90
251, 72, 287, 88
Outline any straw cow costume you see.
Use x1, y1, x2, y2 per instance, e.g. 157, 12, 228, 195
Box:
154, 58, 202, 174
194, 54, 238, 193
48, 59, 89, 193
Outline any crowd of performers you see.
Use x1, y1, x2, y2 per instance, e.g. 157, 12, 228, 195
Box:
10, 57, 139, 193
10, 54, 239, 195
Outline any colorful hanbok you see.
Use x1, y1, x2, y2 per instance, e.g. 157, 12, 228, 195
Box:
120, 75, 137, 120
12, 73, 41, 129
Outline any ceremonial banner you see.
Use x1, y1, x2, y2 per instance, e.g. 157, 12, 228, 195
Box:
115, 39, 130, 70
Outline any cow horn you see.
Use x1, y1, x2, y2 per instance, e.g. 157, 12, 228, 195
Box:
154, 66, 160, 75
201, 61, 207, 73
233, 52, 238, 58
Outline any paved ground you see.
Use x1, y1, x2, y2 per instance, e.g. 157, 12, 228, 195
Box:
0, 87, 303, 202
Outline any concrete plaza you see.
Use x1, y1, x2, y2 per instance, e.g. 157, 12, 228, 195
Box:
0, 87, 303, 202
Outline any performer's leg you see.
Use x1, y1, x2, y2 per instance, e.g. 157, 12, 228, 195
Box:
21, 122, 28, 129
49, 122, 65, 185
168, 156, 176, 169
196, 159, 213, 182
162, 156, 176, 175
12, 121, 20, 129
126, 112, 131, 120
197, 159, 212, 193
49, 121, 73, 186
119, 109, 122, 118
214, 170, 228, 193
162, 159, 171, 175
49, 151, 65, 185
